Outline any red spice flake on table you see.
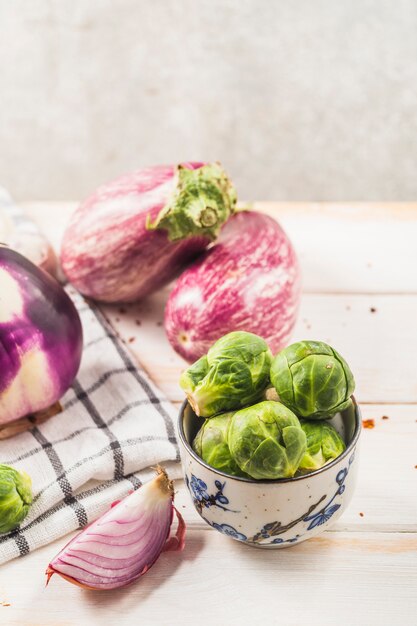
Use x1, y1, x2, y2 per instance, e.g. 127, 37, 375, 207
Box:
370, 307, 377, 313
381, 415, 389, 420
362, 419, 375, 429
128, 337, 135, 343
135, 320, 142, 326
359, 512, 364, 517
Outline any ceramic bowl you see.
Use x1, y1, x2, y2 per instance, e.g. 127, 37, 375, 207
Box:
178, 397, 361, 548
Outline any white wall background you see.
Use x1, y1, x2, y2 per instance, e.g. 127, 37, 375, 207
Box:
0, 0, 416, 202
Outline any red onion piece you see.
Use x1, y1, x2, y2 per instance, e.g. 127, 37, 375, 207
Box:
46, 468, 185, 590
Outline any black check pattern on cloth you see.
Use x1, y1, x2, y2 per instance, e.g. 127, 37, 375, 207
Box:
0, 288, 182, 564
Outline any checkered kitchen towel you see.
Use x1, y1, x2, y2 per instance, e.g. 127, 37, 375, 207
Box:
0, 196, 182, 564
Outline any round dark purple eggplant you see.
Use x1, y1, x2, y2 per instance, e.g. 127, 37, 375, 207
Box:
0, 245, 83, 424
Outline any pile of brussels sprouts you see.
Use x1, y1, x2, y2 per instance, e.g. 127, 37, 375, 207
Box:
180, 332, 355, 480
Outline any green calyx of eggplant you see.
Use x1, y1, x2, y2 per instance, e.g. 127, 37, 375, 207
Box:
147, 163, 237, 241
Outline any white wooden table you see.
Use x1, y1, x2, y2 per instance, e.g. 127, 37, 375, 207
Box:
1, 203, 416, 626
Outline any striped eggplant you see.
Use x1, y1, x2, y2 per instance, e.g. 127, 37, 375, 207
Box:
0, 245, 83, 424
164, 211, 301, 362
61, 162, 236, 303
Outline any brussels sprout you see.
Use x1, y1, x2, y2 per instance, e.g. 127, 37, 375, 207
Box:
270, 340, 355, 419
192, 413, 248, 477
228, 401, 307, 479
180, 331, 272, 417
0, 464, 33, 533
298, 420, 346, 474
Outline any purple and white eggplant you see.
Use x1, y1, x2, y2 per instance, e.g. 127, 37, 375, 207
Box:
164, 211, 301, 362
61, 162, 236, 303
0, 245, 83, 425
0, 193, 58, 277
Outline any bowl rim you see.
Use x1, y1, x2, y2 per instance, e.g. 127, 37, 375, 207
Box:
178, 395, 361, 484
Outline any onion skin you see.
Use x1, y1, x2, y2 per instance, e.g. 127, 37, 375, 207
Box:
164, 211, 301, 362
0, 246, 83, 425
46, 468, 185, 591
61, 162, 236, 303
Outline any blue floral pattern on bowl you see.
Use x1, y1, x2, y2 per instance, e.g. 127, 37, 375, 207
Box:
303, 452, 355, 531
185, 474, 239, 514
212, 523, 247, 542
185, 452, 356, 546
250, 452, 355, 544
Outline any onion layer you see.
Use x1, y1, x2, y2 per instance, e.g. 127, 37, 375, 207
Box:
46, 468, 185, 590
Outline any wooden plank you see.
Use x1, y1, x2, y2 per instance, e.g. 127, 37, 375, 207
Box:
255, 202, 417, 295
100, 292, 417, 404
334, 404, 417, 532
22, 201, 417, 295
1, 530, 415, 626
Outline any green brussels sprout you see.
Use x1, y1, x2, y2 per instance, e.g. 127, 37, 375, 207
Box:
0, 464, 33, 533
298, 420, 346, 474
192, 413, 249, 477
270, 340, 355, 419
227, 401, 307, 479
180, 331, 273, 417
